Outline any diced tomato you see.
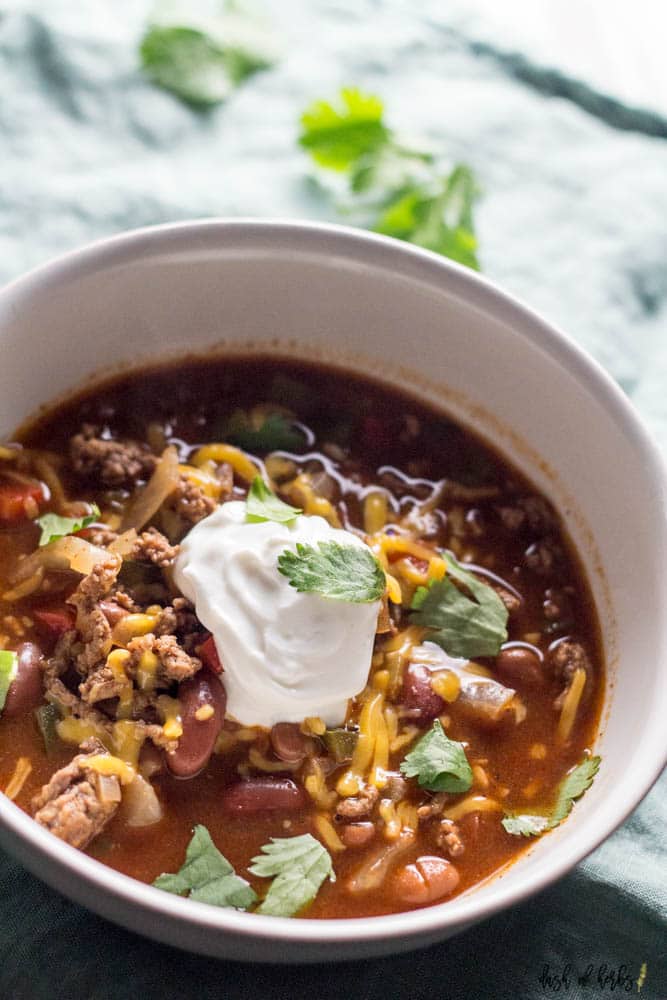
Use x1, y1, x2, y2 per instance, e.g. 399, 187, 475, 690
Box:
33, 607, 76, 638
198, 634, 223, 674
0, 480, 44, 522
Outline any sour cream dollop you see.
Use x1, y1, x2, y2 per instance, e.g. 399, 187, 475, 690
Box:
174, 501, 381, 727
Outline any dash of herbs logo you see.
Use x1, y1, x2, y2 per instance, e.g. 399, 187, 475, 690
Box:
538, 961, 649, 994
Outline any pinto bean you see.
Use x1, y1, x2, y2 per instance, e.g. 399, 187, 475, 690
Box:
392, 855, 460, 905
166, 668, 225, 778
339, 822, 376, 848
401, 664, 444, 723
220, 777, 307, 816
3, 642, 43, 718
270, 723, 314, 763
495, 644, 543, 686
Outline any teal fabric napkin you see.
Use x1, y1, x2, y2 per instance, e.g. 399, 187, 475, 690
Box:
0, 2, 665, 996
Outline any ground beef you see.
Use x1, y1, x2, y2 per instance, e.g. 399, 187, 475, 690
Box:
71, 555, 122, 610
524, 539, 563, 577
334, 785, 379, 822
376, 595, 395, 635
542, 586, 575, 632
130, 527, 179, 568
112, 590, 141, 613
32, 739, 121, 849
167, 474, 217, 526
74, 608, 112, 676
43, 669, 176, 751
417, 791, 450, 820
126, 633, 201, 685
63, 555, 122, 676
550, 639, 593, 711
78, 664, 125, 704
83, 525, 120, 548
497, 495, 557, 536
550, 639, 592, 687
153, 597, 199, 638
70, 425, 157, 488
435, 818, 465, 857
382, 773, 409, 802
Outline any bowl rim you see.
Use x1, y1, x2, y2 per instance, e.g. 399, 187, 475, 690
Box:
1, 217, 666, 949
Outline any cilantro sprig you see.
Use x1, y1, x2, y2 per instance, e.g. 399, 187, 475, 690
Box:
502, 756, 601, 838
0, 650, 18, 714
246, 476, 301, 525
400, 719, 473, 794
277, 540, 385, 603
410, 552, 508, 658
249, 834, 334, 917
299, 88, 480, 270
140, 11, 274, 107
36, 505, 101, 547
222, 411, 305, 453
153, 825, 257, 909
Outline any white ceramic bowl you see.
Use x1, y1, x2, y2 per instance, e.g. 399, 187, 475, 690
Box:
0, 220, 665, 962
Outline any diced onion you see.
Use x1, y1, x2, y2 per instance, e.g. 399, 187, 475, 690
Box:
4, 757, 32, 800
345, 829, 414, 894
557, 667, 587, 742
108, 528, 138, 558
10, 536, 111, 585
120, 446, 180, 531
443, 795, 502, 821
313, 813, 346, 853
120, 774, 163, 827
411, 643, 524, 725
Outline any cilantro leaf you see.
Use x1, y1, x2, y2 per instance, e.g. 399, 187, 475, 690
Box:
374, 165, 480, 271
410, 552, 508, 658
299, 88, 390, 171
277, 541, 385, 603
550, 755, 601, 826
140, 17, 272, 108
249, 834, 334, 917
0, 650, 18, 714
298, 88, 481, 271
501, 814, 550, 837
36, 505, 101, 547
222, 411, 305, 453
246, 476, 301, 524
502, 756, 601, 838
153, 825, 257, 910
400, 719, 473, 793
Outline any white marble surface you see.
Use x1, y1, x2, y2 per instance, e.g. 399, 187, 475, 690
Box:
1, 0, 665, 442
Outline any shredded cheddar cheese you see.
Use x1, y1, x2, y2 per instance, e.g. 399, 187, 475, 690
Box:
85, 754, 136, 785
192, 444, 259, 483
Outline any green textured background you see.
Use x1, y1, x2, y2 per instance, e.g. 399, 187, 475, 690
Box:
0, 2, 665, 997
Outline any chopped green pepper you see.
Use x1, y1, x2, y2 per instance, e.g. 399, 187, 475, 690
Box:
322, 726, 359, 762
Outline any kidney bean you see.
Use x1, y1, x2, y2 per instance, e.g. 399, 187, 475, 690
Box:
198, 635, 223, 675
98, 600, 130, 628
495, 644, 543, 686
3, 642, 44, 718
270, 722, 314, 763
166, 668, 226, 779
220, 777, 307, 816
33, 607, 76, 638
339, 822, 376, 848
392, 855, 460, 905
401, 664, 444, 723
